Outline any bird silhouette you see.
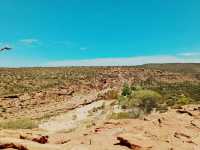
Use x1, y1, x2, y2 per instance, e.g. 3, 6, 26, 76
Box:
0, 46, 12, 51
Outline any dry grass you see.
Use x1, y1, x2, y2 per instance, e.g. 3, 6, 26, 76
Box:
0, 118, 38, 129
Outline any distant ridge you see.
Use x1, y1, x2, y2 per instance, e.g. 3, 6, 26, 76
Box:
138, 63, 200, 74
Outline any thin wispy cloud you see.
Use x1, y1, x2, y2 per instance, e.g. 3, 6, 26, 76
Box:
178, 52, 200, 56
45, 55, 200, 67
80, 47, 88, 51
0, 54, 199, 67
20, 38, 39, 45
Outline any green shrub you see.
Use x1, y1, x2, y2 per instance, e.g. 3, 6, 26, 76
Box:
0, 118, 38, 129
176, 95, 190, 105
132, 90, 162, 113
121, 83, 132, 96
165, 95, 191, 106
118, 89, 162, 115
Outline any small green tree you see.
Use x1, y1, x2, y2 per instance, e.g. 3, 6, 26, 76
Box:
121, 83, 132, 96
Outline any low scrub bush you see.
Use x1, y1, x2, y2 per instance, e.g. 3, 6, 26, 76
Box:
165, 95, 192, 107
118, 89, 162, 114
176, 95, 191, 106
116, 87, 163, 118
131, 90, 162, 113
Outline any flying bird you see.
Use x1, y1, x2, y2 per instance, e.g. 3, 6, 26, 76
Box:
0, 46, 12, 51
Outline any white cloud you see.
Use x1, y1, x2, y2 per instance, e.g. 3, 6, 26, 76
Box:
0, 54, 199, 68
20, 38, 39, 45
45, 55, 200, 67
178, 52, 200, 56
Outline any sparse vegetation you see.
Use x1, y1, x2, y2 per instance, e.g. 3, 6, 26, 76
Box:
0, 118, 38, 129
0, 67, 99, 96
116, 84, 164, 118
176, 95, 191, 105
111, 112, 131, 119
114, 81, 200, 119
0, 65, 199, 122
148, 82, 200, 105
0, 65, 199, 97
0, 65, 199, 150
139, 63, 200, 76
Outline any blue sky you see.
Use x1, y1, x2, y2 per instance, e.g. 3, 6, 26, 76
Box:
0, 0, 200, 67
